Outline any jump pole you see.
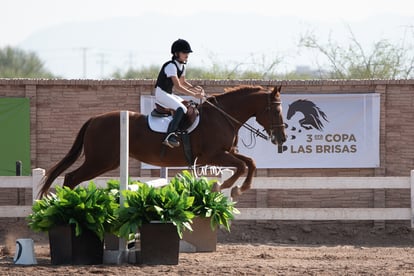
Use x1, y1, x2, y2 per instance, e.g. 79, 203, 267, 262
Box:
118, 110, 129, 263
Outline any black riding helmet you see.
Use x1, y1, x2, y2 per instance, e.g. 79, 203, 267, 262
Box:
171, 39, 193, 54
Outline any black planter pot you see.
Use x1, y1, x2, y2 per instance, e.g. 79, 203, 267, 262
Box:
104, 233, 119, 250
138, 222, 180, 265
48, 225, 103, 265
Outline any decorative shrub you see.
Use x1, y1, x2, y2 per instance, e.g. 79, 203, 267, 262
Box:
27, 183, 119, 241
170, 170, 239, 231
116, 182, 195, 239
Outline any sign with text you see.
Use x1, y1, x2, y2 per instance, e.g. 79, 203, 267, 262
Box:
238, 93, 380, 168
141, 93, 380, 169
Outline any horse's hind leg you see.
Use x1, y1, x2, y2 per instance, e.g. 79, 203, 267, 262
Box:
63, 158, 119, 189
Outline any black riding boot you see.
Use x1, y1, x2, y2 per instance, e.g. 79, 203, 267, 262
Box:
163, 107, 185, 148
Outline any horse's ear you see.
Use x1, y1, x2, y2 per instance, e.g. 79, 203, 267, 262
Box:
271, 85, 282, 98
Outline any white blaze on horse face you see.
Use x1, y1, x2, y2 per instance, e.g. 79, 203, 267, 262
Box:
270, 131, 277, 144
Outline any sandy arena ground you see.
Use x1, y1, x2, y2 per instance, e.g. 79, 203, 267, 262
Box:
1, 219, 414, 275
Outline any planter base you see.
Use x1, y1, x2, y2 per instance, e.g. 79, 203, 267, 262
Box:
138, 222, 179, 265
49, 225, 103, 265
104, 233, 119, 250
182, 217, 217, 252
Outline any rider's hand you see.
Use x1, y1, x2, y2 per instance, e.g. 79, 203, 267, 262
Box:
194, 92, 204, 99
192, 86, 205, 99
194, 85, 203, 91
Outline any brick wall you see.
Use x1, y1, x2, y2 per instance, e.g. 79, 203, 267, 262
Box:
1, 79, 413, 213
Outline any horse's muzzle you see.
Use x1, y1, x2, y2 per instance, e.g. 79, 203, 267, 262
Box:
270, 132, 287, 145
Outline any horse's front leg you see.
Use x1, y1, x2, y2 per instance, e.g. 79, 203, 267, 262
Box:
208, 151, 255, 197
229, 152, 256, 196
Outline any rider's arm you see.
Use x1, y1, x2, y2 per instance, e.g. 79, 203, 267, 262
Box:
181, 76, 205, 94
171, 76, 204, 99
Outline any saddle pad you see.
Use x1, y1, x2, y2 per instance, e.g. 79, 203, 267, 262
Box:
148, 114, 200, 133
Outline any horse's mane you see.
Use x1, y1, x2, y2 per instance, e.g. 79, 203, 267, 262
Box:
223, 85, 264, 94
206, 85, 265, 102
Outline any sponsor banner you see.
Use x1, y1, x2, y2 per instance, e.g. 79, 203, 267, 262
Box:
141, 93, 380, 169
238, 93, 380, 168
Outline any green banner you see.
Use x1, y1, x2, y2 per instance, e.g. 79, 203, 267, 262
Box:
0, 98, 31, 175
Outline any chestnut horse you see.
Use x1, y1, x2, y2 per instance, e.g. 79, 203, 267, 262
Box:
39, 85, 286, 197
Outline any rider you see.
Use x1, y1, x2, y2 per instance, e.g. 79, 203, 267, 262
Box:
154, 39, 205, 148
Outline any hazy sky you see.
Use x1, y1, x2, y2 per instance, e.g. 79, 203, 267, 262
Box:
2, 0, 413, 78
2, 0, 412, 47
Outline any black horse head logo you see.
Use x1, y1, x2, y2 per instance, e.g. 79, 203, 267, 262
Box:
287, 99, 329, 131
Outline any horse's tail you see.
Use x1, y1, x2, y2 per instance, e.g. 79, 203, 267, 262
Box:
38, 118, 93, 198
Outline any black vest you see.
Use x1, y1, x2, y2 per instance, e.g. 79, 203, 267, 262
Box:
155, 60, 185, 94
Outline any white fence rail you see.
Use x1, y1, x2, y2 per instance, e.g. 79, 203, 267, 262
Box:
233, 171, 414, 228
1, 169, 413, 227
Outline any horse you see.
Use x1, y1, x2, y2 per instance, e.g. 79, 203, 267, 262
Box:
39, 85, 287, 198
286, 99, 328, 131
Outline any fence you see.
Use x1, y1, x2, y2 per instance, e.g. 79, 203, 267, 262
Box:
0, 168, 413, 227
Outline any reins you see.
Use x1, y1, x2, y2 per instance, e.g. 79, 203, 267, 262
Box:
203, 96, 271, 141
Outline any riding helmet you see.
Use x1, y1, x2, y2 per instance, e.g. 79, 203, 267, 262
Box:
171, 39, 193, 54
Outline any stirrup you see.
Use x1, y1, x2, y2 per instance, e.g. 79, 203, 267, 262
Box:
163, 133, 180, 148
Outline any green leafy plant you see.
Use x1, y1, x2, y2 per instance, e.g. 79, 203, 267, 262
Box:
27, 182, 119, 241
170, 170, 239, 231
116, 182, 195, 239
104, 178, 140, 203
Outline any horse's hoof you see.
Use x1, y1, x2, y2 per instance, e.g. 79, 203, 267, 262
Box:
211, 181, 221, 192
231, 186, 242, 198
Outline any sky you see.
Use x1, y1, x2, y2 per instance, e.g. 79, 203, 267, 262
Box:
2, 0, 412, 46
2, 0, 414, 78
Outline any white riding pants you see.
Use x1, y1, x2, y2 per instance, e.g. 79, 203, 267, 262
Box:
154, 86, 187, 113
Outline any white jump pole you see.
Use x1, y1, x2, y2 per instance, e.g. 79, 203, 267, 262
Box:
160, 167, 168, 180
221, 169, 234, 200
118, 110, 129, 263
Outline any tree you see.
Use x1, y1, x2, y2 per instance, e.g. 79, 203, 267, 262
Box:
110, 53, 287, 80
111, 65, 159, 79
299, 26, 414, 79
0, 46, 56, 78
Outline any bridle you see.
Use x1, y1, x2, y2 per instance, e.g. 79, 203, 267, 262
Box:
204, 92, 285, 142
260, 92, 285, 143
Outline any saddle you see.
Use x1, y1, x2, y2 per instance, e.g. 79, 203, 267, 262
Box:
148, 100, 200, 133
149, 100, 199, 166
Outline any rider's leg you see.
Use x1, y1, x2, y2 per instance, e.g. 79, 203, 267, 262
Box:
163, 107, 185, 148
155, 87, 188, 113
154, 88, 188, 148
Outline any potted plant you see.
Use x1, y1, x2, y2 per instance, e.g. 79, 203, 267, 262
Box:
115, 182, 194, 265
27, 182, 119, 265
102, 179, 139, 250
170, 170, 239, 252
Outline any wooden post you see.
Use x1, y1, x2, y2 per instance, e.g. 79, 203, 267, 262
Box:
160, 167, 168, 180
118, 111, 129, 263
32, 168, 45, 202
221, 169, 233, 200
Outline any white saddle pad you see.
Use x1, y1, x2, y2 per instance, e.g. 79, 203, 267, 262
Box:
147, 114, 200, 133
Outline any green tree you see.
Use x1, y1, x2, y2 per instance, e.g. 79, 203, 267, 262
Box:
0, 46, 56, 78
111, 65, 159, 79
111, 53, 290, 80
299, 26, 414, 79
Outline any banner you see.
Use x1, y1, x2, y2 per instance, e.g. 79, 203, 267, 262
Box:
238, 93, 380, 168
141, 93, 380, 169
